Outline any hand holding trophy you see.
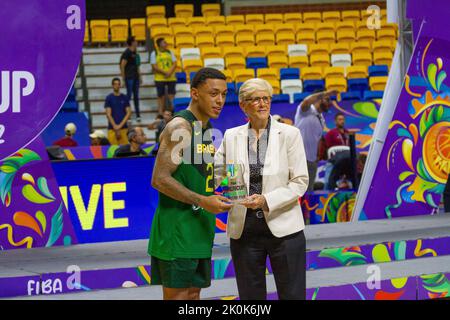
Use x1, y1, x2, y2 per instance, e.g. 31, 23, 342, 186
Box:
220, 163, 248, 205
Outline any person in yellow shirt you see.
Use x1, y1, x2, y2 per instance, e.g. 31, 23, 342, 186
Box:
150, 38, 177, 115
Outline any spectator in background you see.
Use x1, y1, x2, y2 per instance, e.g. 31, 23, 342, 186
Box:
53, 123, 78, 147
294, 90, 338, 191
147, 110, 174, 142
90, 129, 110, 146
150, 38, 177, 115
105, 78, 132, 145
325, 113, 349, 152
120, 36, 142, 122
114, 127, 148, 158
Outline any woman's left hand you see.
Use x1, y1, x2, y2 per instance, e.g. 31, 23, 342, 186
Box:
242, 194, 269, 211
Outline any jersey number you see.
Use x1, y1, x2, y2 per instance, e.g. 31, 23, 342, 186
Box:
205, 163, 214, 193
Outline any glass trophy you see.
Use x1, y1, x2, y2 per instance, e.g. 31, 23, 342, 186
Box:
220, 163, 248, 204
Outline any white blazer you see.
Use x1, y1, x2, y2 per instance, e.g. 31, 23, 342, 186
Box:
214, 117, 309, 239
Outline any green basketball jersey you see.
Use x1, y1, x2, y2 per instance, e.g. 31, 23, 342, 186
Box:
148, 109, 216, 260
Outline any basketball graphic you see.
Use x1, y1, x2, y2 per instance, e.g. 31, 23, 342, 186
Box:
423, 122, 450, 183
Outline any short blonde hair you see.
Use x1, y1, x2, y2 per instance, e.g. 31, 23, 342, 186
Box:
238, 78, 273, 103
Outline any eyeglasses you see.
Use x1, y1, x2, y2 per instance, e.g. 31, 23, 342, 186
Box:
245, 96, 272, 105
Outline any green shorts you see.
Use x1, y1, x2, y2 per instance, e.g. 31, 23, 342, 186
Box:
150, 256, 212, 288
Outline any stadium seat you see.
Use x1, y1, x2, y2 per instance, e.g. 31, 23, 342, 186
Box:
322, 11, 341, 23
369, 76, 388, 91
256, 34, 275, 46
301, 67, 323, 80
326, 78, 347, 92
130, 18, 146, 41
373, 51, 393, 67
206, 16, 225, 27
236, 34, 255, 47
146, 6, 165, 19
245, 46, 267, 58
363, 90, 384, 100
194, 26, 214, 38
373, 40, 395, 54
267, 80, 281, 94
246, 57, 268, 69
268, 55, 288, 69
202, 4, 221, 16
346, 65, 368, 79
316, 30, 336, 44
110, 19, 129, 43
341, 91, 362, 101
284, 13, 303, 24
225, 93, 239, 105
246, 14, 264, 24
324, 66, 345, 80
317, 22, 335, 33
151, 26, 172, 39
368, 65, 389, 77
147, 18, 167, 29
187, 17, 206, 28
309, 43, 329, 56
341, 10, 361, 22
223, 47, 245, 59
235, 24, 254, 37
214, 25, 234, 38
265, 14, 284, 24
176, 36, 195, 48
289, 56, 309, 69
265, 45, 286, 57
330, 43, 350, 55
296, 22, 316, 34
347, 78, 369, 92
201, 46, 222, 59
226, 15, 245, 26
377, 29, 397, 42
227, 82, 236, 95
336, 21, 355, 33
61, 101, 79, 112
280, 68, 300, 80
175, 83, 191, 98
222, 69, 233, 82
235, 82, 244, 93
174, 97, 190, 110
215, 35, 235, 47
176, 72, 187, 83
196, 36, 214, 48
234, 69, 255, 83
382, 22, 399, 38
276, 33, 295, 46
255, 24, 275, 37
272, 94, 290, 103
331, 54, 352, 67
275, 24, 296, 37
183, 59, 203, 74
288, 44, 308, 56
294, 92, 311, 104
303, 79, 325, 92
352, 52, 373, 67
175, 4, 194, 18
296, 31, 316, 45
173, 26, 193, 38
350, 41, 371, 55
180, 48, 201, 61
355, 21, 369, 33
310, 54, 330, 69
357, 30, 376, 43
90, 20, 109, 43
336, 30, 356, 43
204, 58, 225, 70
257, 68, 279, 82
226, 57, 246, 70
168, 17, 187, 29
303, 12, 322, 24
281, 79, 303, 102
84, 21, 89, 43
360, 8, 375, 22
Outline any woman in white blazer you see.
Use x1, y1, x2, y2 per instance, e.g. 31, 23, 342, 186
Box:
214, 78, 309, 300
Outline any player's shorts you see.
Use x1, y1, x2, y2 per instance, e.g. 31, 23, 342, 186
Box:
150, 256, 212, 288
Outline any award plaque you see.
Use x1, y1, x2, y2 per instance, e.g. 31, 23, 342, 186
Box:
220, 163, 248, 204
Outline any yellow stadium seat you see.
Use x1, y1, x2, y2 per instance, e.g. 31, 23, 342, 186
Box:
235, 24, 254, 37
316, 22, 335, 33
276, 33, 295, 46
147, 18, 168, 32
173, 26, 194, 38
381, 9, 387, 19
223, 47, 245, 59
336, 21, 355, 33
266, 45, 286, 57
201, 46, 222, 59
265, 14, 284, 24
336, 30, 355, 43
370, 76, 388, 91
374, 51, 393, 67
246, 14, 264, 25
310, 54, 330, 69
284, 13, 303, 24
357, 30, 376, 43
168, 17, 187, 29
183, 59, 203, 74
275, 24, 296, 36
84, 21, 89, 43
268, 55, 288, 69
324, 66, 345, 79
377, 29, 396, 42
353, 52, 373, 67
146, 6, 165, 19
316, 30, 335, 44
194, 26, 214, 38
90, 20, 109, 43
360, 9, 374, 21
226, 57, 246, 70
296, 31, 316, 45
150, 26, 172, 39
226, 15, 245, 26
355, 21, 368, 33
342, 10, 361, 22
187, 17, 206, 28
222, 69, 233, 83
175, 36, 195, 48
326, 77, 347, 92
255, 24, 275, 37
130, 18, 146, 41
196, 36, 214, 48
256, 33, 275, 46
175, 4, 194, 18
206, 16, 226, 27
382, 22, 399, 38
322, 11, 341, 23
245, 46, 266, 58
329, 43, 350, 55
257, 68, 279, 82
301, 67, 323, 80
267, 79, 281, 94
215, 35, 235, 47
214, 25, 234, 37
234, 69, 255, 83
372, 40, 394, 54
289, 56, 309, 69
346, 65, 368, 79
236, 34, 255, 47
350, 41, 371, 55
303, 12, 322, 24
296, 22, 316, 34
309, 43, 329, 56
202, 3, 221, 16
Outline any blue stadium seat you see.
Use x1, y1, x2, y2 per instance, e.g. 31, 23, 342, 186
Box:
341, 91, 362, 101
174, 97, 190, 112
271, 94, 290, 104
176, 72, 187, 83
236, 82, 244, 93
246, 57, 268, 70
61, 101, 78, 112
368, 65, 389, 77
303, 80, 325, 93
227, 82, 236, 95
280, 68, 300, 80
363, 90, 384, 100
347, 78, 369, 92
190, 72, 197, 82
67, 86, 76, 102
225, 93, 239, 105
293, 92, 311, 104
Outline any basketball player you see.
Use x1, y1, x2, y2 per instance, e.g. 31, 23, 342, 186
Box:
148, 68, 232, 300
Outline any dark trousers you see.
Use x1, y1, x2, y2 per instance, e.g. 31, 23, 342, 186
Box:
230, 210, 306, 300
126, 78, 140, 118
